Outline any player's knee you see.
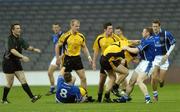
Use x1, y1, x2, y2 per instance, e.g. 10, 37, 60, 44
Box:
136, 79, 143, 85
48, 68, 54, 74
100, 75, 106, 82
125, 70, 129, 76
99, 80, 105, 87
19, 77, 27, 84
129, 79, 136, 86
80, 76, 87, 82
110, 77, 116, 82
100, 73, 107, 79
151, 75, 158, 80
121, 68, 129, 75
48, 71, 53, 76
6, 79, 14, 88
7, 82, 13, 88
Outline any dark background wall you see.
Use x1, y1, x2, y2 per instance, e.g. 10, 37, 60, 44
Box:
0, 0, 179, 82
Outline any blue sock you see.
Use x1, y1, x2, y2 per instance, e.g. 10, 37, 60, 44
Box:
153, 91, 158, 97
50, 86, 55, 92
145, 95, 151, 100
122, 94, 129, 100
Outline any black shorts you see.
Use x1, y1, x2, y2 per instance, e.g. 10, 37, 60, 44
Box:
124, 60, 128, 68
2, 58, 23, 74
99, 56, 106, 74
63, 55, 84, 72
100, 67, 106, 74
100, 56, 120, 71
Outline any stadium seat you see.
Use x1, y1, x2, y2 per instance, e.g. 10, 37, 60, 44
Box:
0, 0, 179, 70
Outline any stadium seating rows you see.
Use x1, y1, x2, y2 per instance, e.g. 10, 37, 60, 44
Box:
0, 0, 179, 70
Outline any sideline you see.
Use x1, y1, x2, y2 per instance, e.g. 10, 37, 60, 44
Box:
0, 70, 133, 86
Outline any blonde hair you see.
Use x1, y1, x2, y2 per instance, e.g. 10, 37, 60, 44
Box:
70, 19, 80, 26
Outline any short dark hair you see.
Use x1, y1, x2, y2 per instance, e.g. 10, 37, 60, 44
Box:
103, 22, 112, 29
152, 19, 161, 26
10, 23, 20, 34
52, 23, 60, 26
64, 72, 72, 83
115, 26, 124, 32
145, 27, 153, 36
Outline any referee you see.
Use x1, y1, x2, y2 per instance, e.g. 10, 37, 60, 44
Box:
1, 23, 41, 104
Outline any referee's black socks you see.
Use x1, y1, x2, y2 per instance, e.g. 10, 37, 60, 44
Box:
22, 83, 34, 98
2, 87, 10, 101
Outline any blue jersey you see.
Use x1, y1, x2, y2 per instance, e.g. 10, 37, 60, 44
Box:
52, 31, 63, 55
52, 31, 63, 45
137, 36, 156, 62
56, 76, 82, 103
153, 29, 176, 55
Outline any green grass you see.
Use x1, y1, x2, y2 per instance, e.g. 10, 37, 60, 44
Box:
0, 84, 180, 112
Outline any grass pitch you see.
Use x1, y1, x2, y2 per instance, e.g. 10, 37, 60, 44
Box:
0, 84, 180, 112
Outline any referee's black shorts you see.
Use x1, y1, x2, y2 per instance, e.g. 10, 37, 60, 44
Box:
63, 55, 84, 72
2, 58, 23, 74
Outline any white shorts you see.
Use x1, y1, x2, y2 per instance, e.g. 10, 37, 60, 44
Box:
50, 56, 58, 66
153, 55, 169, 70
135, 60, 154, 77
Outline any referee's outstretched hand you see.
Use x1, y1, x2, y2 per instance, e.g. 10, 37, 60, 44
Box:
34, 48, 41, 53
22, 56, 30, 62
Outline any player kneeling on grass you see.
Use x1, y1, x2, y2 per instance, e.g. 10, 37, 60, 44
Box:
115, 27, 155, 103
56, 72, 87, 103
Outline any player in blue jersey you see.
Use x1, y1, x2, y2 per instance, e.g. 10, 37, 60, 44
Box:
117, 27, 155, 103
151, 20, 176, 101
46, 23, 63, 96
56, 71, 87, 103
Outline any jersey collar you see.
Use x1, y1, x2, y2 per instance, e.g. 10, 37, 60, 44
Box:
70, 30, 78, 35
